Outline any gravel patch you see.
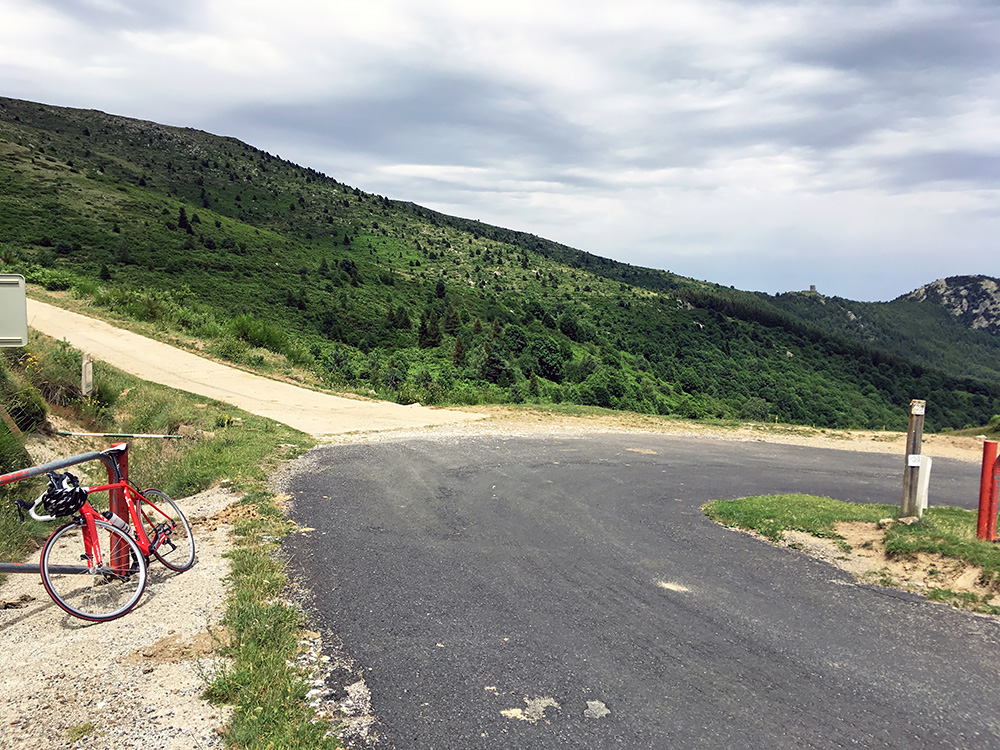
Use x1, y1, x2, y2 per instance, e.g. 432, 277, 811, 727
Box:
0, 487, 235, 750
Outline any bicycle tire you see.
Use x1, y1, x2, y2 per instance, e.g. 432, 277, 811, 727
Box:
41, 519, 148, 622
138, 488, 196, 572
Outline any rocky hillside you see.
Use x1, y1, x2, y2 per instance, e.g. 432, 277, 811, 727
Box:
903, 276, 1000, 333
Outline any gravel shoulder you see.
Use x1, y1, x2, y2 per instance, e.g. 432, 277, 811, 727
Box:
0, 486, 234, 750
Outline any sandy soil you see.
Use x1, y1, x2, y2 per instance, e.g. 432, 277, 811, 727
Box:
777, 520, 1000, 609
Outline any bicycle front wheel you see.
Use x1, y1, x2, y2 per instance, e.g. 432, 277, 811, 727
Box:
41, 519, 148, 622
138, 488, 196, 572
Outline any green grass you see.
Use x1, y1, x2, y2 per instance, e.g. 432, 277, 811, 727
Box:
204, 488, 339, 749
702, 493, 896, 542
925, 587, 1000, 615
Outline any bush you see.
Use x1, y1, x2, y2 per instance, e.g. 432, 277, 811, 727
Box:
229, 315, 287, 354
0, 356, 48, 431
25, 341, 83, 406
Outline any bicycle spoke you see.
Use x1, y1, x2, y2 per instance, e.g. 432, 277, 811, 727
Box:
137, 488, 196, 572
41, 520, 147, 621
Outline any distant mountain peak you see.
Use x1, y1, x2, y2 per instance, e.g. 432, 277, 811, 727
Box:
904, 275, 1000, 333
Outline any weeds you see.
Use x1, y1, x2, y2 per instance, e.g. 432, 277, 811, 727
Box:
704, 494, 1000, 615
64, 722, 97, 742
1, 335, 331, 748
926, 588, 1000, 615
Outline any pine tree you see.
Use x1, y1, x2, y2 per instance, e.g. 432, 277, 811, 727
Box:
452, 335, 467, 367
443, 305, 460, 335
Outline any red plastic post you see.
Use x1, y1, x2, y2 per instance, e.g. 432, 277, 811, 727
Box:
991, 455, 1000, 542
108, 442, 129, 515
977, 441, 998, 541
107, 442, 130, 571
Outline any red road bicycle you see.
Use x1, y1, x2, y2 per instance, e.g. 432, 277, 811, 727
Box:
14, 445, 196, 622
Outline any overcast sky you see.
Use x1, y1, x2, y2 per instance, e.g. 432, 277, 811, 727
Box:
2, 0, 998, 301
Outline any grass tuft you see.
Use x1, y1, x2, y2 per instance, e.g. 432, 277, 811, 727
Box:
205, 489, 339, 749
702, 493, 896, 541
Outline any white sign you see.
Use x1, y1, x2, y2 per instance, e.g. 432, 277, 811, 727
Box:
0, 274, 28, 347
911, 401, 926, 416
907, 454, 923, 467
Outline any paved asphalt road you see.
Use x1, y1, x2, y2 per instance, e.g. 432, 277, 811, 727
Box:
283, 433, 999, 749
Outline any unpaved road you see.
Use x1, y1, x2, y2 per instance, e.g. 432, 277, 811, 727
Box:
25, 298, 485, 439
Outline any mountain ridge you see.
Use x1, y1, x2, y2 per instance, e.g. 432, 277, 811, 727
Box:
1, 95, 997, 431
903, 275, 1000, 333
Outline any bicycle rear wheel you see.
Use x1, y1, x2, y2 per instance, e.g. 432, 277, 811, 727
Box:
138, 488, 196, 572
41, 519, 148, 622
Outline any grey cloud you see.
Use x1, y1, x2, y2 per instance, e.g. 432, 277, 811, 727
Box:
790, 11, 1000, 77
215, 71, 596, 169
878, 151, 1000, 189
33, 0, 195, 31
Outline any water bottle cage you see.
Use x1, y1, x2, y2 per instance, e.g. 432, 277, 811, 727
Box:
101, 510, 130, 531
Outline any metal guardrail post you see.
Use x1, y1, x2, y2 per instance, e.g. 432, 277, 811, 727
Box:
107, 443, 130, 571
0, 444, 130, 574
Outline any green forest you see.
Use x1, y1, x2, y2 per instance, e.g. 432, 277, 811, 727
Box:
1, 96, 997, 432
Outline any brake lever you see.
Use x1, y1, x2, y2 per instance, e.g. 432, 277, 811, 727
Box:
14, 499, 30, 525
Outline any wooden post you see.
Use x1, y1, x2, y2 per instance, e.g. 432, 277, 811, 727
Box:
0, 405, 22, 437
901, 399, 926, 518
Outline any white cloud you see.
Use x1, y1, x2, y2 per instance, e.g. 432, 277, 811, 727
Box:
1, 0, 999, 300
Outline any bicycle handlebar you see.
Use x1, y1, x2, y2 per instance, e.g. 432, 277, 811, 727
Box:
0, 445, 127, 488
24, 493, 56, 523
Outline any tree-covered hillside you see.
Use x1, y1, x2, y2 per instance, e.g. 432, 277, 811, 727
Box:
760, 284, 1000, 385
1, 96, 997, 431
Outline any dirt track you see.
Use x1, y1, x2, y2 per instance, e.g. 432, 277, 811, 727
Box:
25, 298, 485, 440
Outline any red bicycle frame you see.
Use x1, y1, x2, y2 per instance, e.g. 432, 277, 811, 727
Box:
83, 480, 172, 567
55, 501, 132, 577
